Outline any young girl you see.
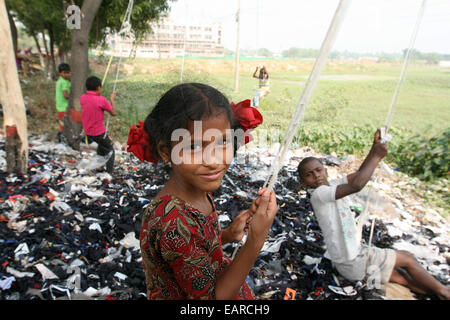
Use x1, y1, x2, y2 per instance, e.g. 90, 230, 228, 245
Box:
127, 83, 278, 300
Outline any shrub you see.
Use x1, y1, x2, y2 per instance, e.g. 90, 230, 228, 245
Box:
388, 127, 449, 181
295, 124, 448, 181
296, 124, 375, 157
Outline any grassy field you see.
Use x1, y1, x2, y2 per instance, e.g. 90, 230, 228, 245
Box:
95, 57, 450, 144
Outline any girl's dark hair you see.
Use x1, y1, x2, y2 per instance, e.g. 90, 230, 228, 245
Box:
297, 156, 322, 179
85, 76, 102, 91
144, 83, 240, 161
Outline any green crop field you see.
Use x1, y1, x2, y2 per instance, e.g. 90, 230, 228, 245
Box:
100, 57, 450, 145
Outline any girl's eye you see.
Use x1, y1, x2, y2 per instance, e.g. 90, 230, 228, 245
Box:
217, 139, 231, 146
190, 143, 202, 151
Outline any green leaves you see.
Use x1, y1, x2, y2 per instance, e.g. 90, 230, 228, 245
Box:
387, 128, 449, 181
294, 124, 449, 182
295, 124, 374, 157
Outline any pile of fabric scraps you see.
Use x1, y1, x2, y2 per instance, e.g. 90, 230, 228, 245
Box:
0, 135, 448, 300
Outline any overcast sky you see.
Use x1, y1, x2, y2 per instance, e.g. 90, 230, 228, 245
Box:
169, 0, 450, 54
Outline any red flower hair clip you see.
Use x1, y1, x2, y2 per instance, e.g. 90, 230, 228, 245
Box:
231, 99, 263, 144
127, 100, 262, 162
126, 121, 158, 163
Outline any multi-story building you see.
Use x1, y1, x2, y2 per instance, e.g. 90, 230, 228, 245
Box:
107, 18, 224, 58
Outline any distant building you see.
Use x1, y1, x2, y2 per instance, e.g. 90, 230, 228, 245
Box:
106, 18, 224, 58
439, 60, 450, 67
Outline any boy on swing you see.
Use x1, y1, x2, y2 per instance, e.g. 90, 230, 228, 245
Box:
297, 129, 449, 300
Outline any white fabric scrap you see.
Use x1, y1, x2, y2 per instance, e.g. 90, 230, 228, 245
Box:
74, 212, 84, 222
83, 287, 111, 297
328, 285, 357, 296
89, 223, 103, 233
35, 263, 59, 280
6, 266, 35, 278
119, 232, 140, 249
303, 255, 322, 265
14, 243, 30, 261
261, 233, 287, 253
50, 201, 73, 213
386, 225, 403, 238
218, 214, 231, 223
0, 276, 16, 290
114, 272, 128, 281
84, 191, 106, 199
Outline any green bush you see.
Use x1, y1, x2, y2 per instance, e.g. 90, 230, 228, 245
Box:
294, 124, 448, 181
296, 124, 375, 157
388, 127, 449, 181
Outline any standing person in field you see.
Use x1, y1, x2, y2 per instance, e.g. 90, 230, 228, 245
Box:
297, 129, 450, 300
80, 76, 117, 173
55, 63, 71, 142
127, 83, 277, 300
252, 65, 270, 107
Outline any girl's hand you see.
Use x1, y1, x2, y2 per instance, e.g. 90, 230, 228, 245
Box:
246, 188, 278, 246
222, 210, 252, 244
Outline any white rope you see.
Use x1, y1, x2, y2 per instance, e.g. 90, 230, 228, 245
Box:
384, 0, 427, 134
104, 0, 134, 138
263, 0, 351, 191
356, 0, 427, 242
180, 1, 189, 83
231, 0, 351, 260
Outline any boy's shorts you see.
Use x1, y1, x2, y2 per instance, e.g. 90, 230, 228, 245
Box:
333, 245, 397, 284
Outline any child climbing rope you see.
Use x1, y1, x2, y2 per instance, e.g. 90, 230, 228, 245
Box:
127, 83, 277, 300
80, 76, 117, 173
297, 129, 450, 300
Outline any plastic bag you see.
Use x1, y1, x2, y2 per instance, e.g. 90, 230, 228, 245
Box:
77, 151, 112, 170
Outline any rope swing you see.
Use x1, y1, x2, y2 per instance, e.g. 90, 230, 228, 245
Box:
263, 0, 351, 191
180, 1, 189, 83
383, 0, 427, 136
103, 0, 135, 138
231, 0, 351, 260
357, 0, 427, 246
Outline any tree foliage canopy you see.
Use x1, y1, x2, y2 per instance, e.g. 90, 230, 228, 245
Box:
7, 0, 175, 52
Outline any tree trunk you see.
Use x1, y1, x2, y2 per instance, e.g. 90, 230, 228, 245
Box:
41, 30, 51, 79
64, 0, 103, 150
47, 24, 58, 80
31, 32, 45, 68
41, 30, 49, 55
6, 5, 17, 55
0, 0, 28, 174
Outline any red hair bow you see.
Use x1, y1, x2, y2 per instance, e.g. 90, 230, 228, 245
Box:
127, 100, 263, 162
126, 121, 158, 163
231, 99, 263, 144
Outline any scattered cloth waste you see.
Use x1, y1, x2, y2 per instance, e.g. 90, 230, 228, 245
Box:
0, 134, 448, 300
